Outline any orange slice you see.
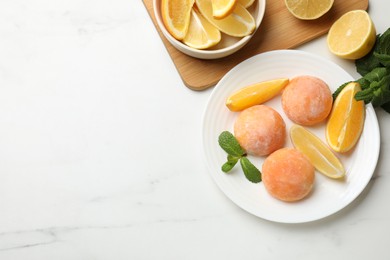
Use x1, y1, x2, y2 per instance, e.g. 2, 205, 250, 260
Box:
211, 0, 237, 19
284, 0, 334, 20
161, 0, 195, 40
226, 78, 289, 111
196, 0, 256, 37
326, 82, 365, 153
183, 9, 221, 49
290, 124, 345, 179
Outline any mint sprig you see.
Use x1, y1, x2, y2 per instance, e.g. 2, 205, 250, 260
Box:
218, 131, 262, 183
218, 130, 244, 156
334, 27, 390, 112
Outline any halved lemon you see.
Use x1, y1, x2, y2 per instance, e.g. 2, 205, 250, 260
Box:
196, 0, 256, 37
211, 0, 237, 19
285, 0, 334, 20
290, 124, 345, 179
183, 9, 221, 49
161, 0, 195, 40
326, 82, 365, 153
327, 10, 376, 60
226, 78, 289, 111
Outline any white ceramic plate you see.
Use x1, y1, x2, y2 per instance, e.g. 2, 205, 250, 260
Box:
202, 50, 380, 223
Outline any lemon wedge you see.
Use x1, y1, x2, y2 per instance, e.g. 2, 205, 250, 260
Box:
290, 124, 345, 179
196, 0, 256, 37
183, 8, 221, 49
211, 0, 237, 19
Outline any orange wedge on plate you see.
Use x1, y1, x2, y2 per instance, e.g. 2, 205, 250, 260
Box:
326, 82, 365, 153
161, 0, 195, 40
226, 78, 289, 111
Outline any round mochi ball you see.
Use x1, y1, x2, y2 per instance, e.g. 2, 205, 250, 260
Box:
234, 105, 286, 157
262, 148, 315, 202
281, 76, 333, 125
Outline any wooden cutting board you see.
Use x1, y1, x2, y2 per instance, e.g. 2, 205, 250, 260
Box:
143, 0, 369, 90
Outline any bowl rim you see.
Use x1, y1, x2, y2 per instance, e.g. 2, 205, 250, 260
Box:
153, 0, 266, 56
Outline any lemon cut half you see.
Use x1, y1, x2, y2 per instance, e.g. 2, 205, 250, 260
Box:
327, 10, 376, 60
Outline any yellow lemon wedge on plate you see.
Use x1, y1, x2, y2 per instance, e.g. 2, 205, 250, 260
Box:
290, 124, 345, 179
326, 82, 365, 153
211, 0, 237, 19
284, 0, 334, 20
226, 78, 289, 111
196, 0, 256, 37
327, 10, 376, 60
183, 8, 221, 49
161, 0, 195, 40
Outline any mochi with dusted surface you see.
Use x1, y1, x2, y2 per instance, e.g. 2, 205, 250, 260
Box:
234, 105, 286, 157
262, 148, 315, 202
282, 76, 333, 126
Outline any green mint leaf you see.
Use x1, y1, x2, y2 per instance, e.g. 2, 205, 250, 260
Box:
355, 67, 390, 107
355, 86, 374, 104
356, 35, 381, 76
374, 52, 390, 67
363, 67, 389, 82
240, 157, 261, 183
227, 154, 240, 163
221, 155, 240, 173
357, 77, 371, 89
222, 162, 236, 173
378, 28, 390, 55
354, 28, 390, 114
221, 162, 237, 173
371, 74, 390, 107
218, 131, 245, 157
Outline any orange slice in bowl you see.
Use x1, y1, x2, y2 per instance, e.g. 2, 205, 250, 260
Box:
161, 0, 195, 40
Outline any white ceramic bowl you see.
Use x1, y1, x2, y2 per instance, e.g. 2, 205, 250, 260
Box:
153, 0, 266, 59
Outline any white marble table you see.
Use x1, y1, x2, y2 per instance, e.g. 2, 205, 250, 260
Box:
0, 0, 389, 259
